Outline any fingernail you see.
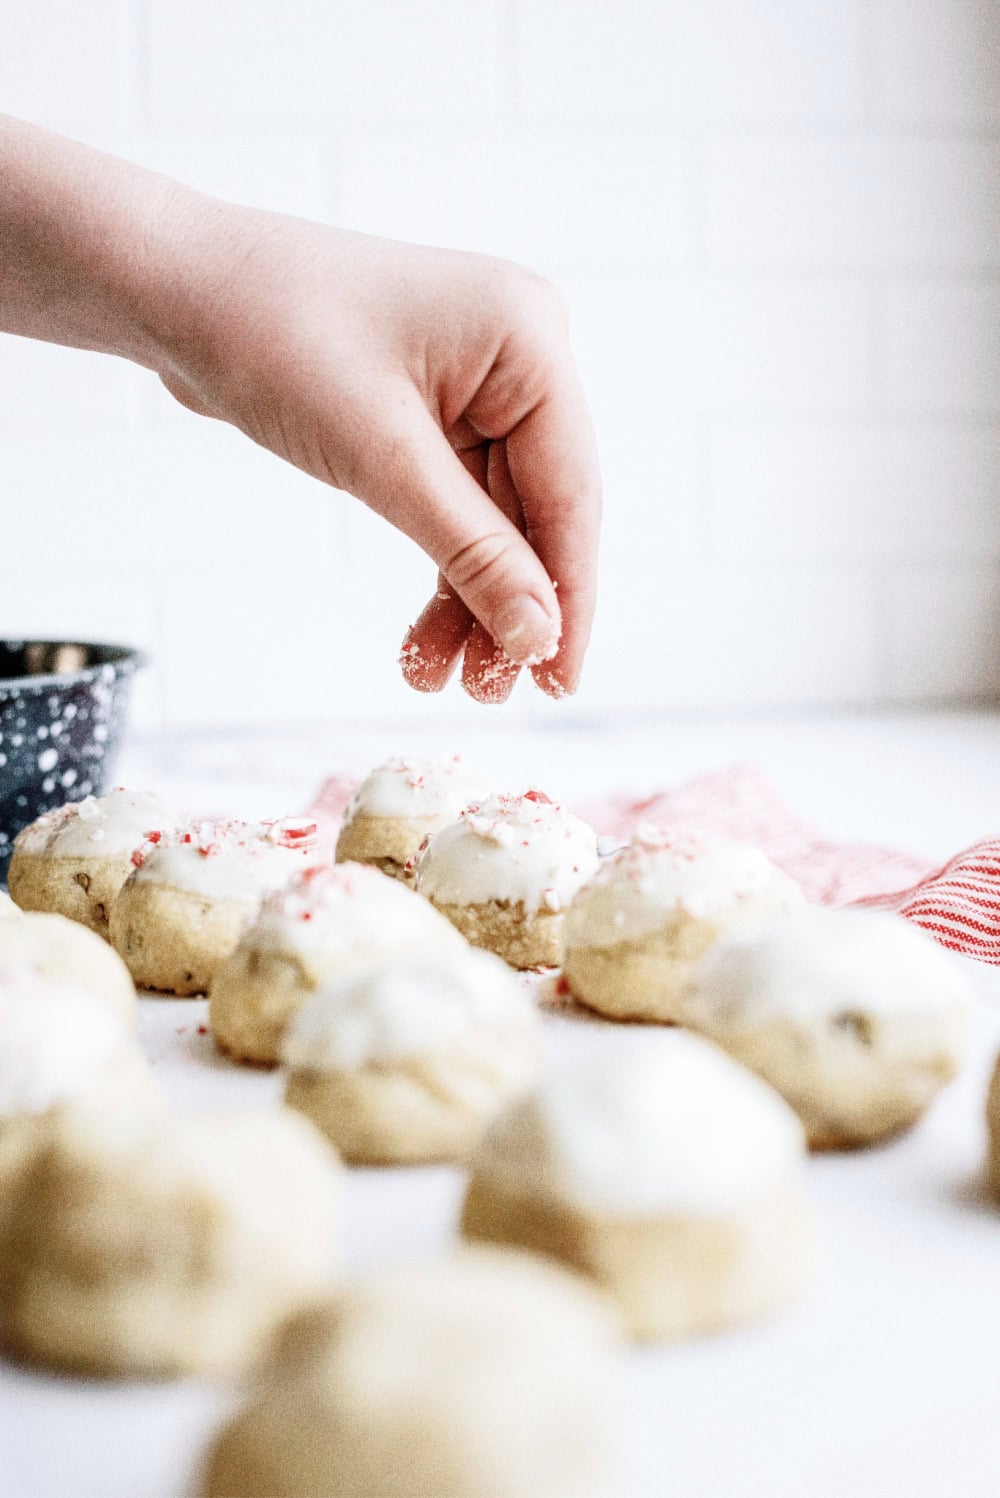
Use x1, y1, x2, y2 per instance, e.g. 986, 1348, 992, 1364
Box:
495, 597, 560, 665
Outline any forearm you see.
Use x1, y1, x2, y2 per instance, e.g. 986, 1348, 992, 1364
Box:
0, 115, 205, 371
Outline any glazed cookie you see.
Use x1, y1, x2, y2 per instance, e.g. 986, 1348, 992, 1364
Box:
0, 1103, 341, 1377
685, 907, 973, 1150
0, 911, 137, 1025
202, 1247, 617, 1498
8, 788, 177, 937
210, 861, 462, 1066
415, 791, 599, 969
335, 754, 494, 881
563, 826, 805, 1023
282, 946, 540, 1164
0, 971, 154, 1232
109, 817, 322, 995
461, 1033, 812, 1340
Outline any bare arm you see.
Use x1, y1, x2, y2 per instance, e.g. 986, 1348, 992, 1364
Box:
0, 117, 601, 700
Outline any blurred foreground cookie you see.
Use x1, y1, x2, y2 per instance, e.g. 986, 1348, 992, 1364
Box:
415, 791, 599, 969
0, 911, 137, 1025
202, 1247, 617, 1498
282, 947, 539, 1164
109, 817, 321, 995
462, 1034, 812, 1339
563, 827, 805, 1022
0, 972, 154, 1227
986, 1056, 1000, 1202
210, 862, 462, 1066
335, 754, 493, 881
0, 1104, 341, 1377
8, 788, 177, 937
685, 907, 972, 1150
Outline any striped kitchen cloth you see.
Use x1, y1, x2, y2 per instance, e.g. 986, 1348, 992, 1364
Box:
310, 762, 1000, 963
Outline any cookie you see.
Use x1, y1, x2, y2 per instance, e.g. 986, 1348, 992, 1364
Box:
684, 907, 973, 1149
282, 946, 540, 1164
985, 1054, 1000, 1201
109, 817, 322, 995
0, 1103, 341, 1377
415, 790, 599, 969
0, 971, 154, 1236
0, 911, 137, 1025
201, 1247, 617, 1498
335, 754, 493, 881
210, 861, 463, 1066
462, 1033, 812, 1339
8, 788, 177, 938
563, 826, 806, 1022
0, 892, 20, 921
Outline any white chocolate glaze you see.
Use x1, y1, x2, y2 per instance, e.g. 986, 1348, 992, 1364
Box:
343, 755, 494, 823
0, 892, 20, 921
14, 788, 177, 858
564, 826, 805, 950
282, 946, 537, 1071
415, 792, 599, 915
0, 971, 131, 1117
250, 861, 461, 958
127, 819, 320, 902
689, 907, 974, 1025
472, 1031, 805, 1216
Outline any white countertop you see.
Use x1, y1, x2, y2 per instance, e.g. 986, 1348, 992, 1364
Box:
3, 708, 1000, 1498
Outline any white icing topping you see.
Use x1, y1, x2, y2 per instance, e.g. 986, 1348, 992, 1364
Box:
0, 971, 130, 1117
415, 792, 599, 914
249, 861, 461, 959
282, 946, 536, 1070
14, 788, 177, 858
689, 907, 974, 1024
473, 1031, 805, 1216
127, 819, 320, 902
0, 892, 20, 920
343, 755, 494, 824
564, 826, 805, 950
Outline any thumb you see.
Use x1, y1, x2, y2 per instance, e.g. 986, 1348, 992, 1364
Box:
358, 397, 562, 665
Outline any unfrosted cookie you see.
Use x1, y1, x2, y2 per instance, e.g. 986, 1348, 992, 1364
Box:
0, 911, 137, 1025
0, 1103, 341, 1376
335, 754, 494, 881
462, 1034, 812, 1339
563, 826, 806, 1023
210, 861, 462, 1066
415, 791, 599, 969
201, 1247, 617, 1498
109, 818, 322, 995
684, 907, 973, 1150
8, 788, 177, 938
0, 971, 154, 1235
282, 946, 540, 1164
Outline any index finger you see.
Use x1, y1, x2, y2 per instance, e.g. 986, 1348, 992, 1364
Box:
502, 351, 602, 696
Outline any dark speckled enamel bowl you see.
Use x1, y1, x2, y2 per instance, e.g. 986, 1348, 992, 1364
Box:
0, 640, 147, 882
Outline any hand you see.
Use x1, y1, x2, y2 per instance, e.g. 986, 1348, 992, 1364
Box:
156, 214, 601, 701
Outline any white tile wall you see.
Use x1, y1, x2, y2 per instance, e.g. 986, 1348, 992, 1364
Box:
1, 0, 998, 727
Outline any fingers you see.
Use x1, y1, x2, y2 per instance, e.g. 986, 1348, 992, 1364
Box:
362, 387, 562, 665
400, 580, 471, 693
461, 441, 523, 704
501, 354, 602, 697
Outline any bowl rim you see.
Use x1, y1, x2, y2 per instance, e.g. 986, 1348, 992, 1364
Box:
0, 638, 148, 692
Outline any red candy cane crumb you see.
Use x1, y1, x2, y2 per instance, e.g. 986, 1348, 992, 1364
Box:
524, 789, 553, 805
555, 974, 571, 996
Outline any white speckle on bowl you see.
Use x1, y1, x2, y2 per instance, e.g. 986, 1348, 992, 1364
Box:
63, 704, 77, 721
36, 725, 48, 740
37, 747, 58, 773
93, 725, 108, 743
60, 768, 77, 788
41, 777, 55, 793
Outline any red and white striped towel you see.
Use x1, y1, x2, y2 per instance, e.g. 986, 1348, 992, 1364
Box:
310, 763, 1000, 963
